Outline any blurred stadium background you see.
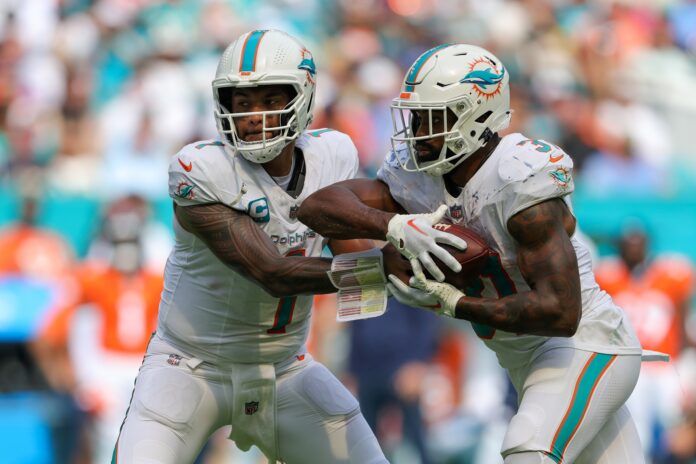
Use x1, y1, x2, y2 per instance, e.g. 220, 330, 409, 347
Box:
1, 0, 696, 463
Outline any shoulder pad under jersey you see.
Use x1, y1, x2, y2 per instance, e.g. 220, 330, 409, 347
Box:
497, 134, 575, 224
168, 140, 245, 208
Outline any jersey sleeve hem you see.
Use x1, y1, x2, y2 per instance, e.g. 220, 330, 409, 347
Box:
502, 191, 571, 233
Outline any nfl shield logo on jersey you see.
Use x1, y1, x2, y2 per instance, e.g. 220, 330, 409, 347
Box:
289, 205, 299, 219
245, 401, 259, 415
449, 205, 463, 220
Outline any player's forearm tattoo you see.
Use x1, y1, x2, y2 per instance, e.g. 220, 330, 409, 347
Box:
454, 199, 582, 336
306, 201, 391, 240
298, 180, 400, 240
176, 203, 335, 296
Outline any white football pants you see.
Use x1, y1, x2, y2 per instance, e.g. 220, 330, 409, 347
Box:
112, 334, 387, 463
502, 348, 644, 463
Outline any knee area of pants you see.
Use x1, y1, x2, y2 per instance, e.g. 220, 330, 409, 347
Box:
502, 409, 544, 454
346, 428, 388, 464
504, 451, 556, 464
301, 365, 359, 417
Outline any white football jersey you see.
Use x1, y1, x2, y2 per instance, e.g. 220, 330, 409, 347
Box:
378, 133, 641, 369
159, 129, 358, 364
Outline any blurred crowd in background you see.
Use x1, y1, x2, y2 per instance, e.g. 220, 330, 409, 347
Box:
1, 0, 696, 463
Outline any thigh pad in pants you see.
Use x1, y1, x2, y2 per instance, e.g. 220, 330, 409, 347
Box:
135, 356, 205, 434
501, 349, 640, 463
297, 362, 360, 418
276, 361, 373, 464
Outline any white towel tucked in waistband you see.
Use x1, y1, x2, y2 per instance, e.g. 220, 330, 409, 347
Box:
641, 349, 670, 362
229, 362, 278, 462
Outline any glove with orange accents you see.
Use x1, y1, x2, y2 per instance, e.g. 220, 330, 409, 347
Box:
387, 274, 441, 310
386, 260, 464, 318
386, 205, 467, 282
387, 275, 463, 318
409, 276, 464, 318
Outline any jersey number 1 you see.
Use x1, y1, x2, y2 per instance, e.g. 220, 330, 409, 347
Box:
267, 249, 306, 334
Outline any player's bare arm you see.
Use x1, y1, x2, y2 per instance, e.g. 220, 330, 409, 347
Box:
299, 178, 467, 281
175, 202, 336, 297
298, 178, 404, 240
414, 199, 582, 337
328, 238, 377, 255
456, 199, 580, 335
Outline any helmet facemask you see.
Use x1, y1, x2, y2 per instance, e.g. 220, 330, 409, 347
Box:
213, 83, 306, 164
212, 30, 317, 163
391, 96, 475, 176
391, 92, 511, 176
391, 44, 512, 176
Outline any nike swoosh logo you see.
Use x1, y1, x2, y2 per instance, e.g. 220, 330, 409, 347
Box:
178, 158, 192, 172
549, 154, 564, 163
407, 219, 426, 236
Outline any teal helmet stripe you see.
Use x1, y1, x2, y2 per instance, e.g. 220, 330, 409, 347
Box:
404, 43, 452, 92
240, 30, 267, 72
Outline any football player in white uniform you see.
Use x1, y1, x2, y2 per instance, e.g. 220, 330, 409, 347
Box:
298, 44, 646, 463
112, 30, 388, 464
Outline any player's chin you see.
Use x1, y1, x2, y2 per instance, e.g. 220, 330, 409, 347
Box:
241, 133, 266, 142
414, 147, 439, 163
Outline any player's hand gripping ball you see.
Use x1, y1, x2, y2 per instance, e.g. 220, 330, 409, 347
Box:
383, 223, 493, 290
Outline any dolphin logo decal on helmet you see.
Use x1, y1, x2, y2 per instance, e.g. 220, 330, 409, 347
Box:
459, 67, 505, 88
298, 49, 316, 77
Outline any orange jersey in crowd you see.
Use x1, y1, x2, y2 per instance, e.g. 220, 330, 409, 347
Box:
43, 263, 163, 355
595, 256, 694, 359
0, 225, 74, 278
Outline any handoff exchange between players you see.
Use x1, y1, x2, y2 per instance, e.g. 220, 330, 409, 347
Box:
112, 30, 388, 464
298, 44, 649, 463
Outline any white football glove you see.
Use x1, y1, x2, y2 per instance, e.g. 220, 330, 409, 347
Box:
405, 261, 465, 317
387, 274, 441, 310
386, 205, 467, 282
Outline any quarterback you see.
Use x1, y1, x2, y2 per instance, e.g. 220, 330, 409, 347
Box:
112, 30, 387, 464
299, 44, 645, 463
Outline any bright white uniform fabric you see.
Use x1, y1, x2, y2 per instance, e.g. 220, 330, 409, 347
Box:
503, 349, 643, 463
116, 129, 387, 463
377, 133, 644, 462
115, 335, 386, 464
160, 129, 358, 364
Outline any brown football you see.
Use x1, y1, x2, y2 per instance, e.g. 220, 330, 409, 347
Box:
383, 222, 493, 290
430, 222, 493, 288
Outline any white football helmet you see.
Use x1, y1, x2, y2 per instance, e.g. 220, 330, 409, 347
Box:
391, 44, 511, 176
212, 29, 317, 163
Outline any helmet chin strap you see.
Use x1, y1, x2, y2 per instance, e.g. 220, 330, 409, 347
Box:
237, 137, 286, 163
233, 110, 299, 163
424, 125, 497, 176
216, 84, 310, 164
422, 143, 471, 177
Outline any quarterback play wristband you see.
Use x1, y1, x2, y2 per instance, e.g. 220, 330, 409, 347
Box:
335, 286, 388, 322
328, 248, 387, 289
328, 248, 388, 321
